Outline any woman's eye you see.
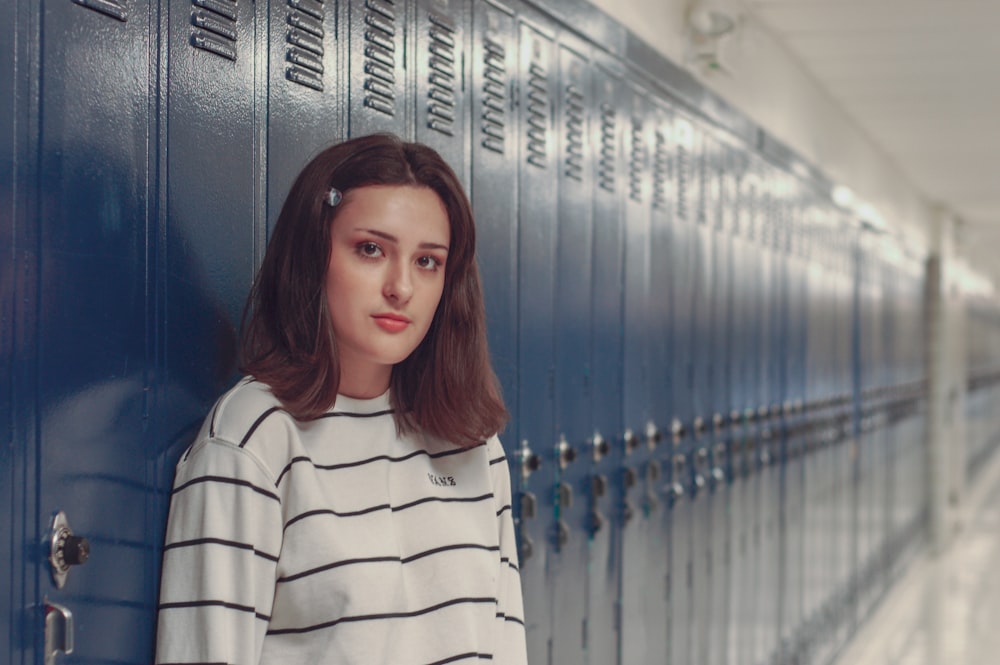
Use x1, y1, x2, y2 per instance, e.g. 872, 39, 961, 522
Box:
417, 256, 442, 270
357, 241, 383, 258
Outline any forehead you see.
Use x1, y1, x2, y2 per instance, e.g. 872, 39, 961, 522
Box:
334, 185, 450, 244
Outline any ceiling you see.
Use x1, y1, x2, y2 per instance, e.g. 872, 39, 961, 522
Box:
744, 0, 1000, 273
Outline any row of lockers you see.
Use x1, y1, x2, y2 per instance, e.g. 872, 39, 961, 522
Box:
3, 0, 1000, 664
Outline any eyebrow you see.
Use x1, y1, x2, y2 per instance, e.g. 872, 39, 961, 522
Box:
357, 228, 449, 252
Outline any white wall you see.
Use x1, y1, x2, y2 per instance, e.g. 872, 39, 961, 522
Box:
586, 0, 935, 246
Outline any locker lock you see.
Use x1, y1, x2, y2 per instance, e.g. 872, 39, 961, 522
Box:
623, 428, 640, 454
645, 421, 662, 450
520, 441, 541, 481
49, 511, 90, 589
693, 416, 706, 438
756, 405, 769, 420
712, 413, 725, 432
670, 417, 686, 444
729, 410, 742, 426
592, 432, 610, 462
556, 435, 576, 470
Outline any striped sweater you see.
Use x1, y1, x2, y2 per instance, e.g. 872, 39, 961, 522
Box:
155, 378, 527, 665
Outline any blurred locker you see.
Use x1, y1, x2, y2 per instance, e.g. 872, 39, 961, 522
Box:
701, 129, 728, 665
726, 143, 754, 665
550, 34, 593, 665
618, 79, 656, 665
588, 58, 627, 665
646, 97, 674, 665
687, 120, 713, 665
514, 14, 557, 664
668, 111, 699, 665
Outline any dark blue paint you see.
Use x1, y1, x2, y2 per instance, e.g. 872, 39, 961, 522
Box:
515, 18, 557, 664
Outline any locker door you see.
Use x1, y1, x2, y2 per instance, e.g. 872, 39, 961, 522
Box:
514, 16, 558, 664
645, 99, 673, 665
706, 135, 736, 665
588, 59, 627, 665
550, 36, 593, 665
28, 1, 159, 662
266, 0, 345, 229
348, 0, 413, 137
470, 0, 518, 439
688, 126, 715, 665
618, 81, 656, 665
414, 0, 470, 185
668, 111, 698, 665
726, 146, 752, 665
2, 0, 22, 660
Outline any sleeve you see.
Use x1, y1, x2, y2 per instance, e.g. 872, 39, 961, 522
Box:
155, 438, 283, 665
488, 436, 528, 665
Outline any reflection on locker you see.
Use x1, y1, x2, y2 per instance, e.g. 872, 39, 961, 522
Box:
3, 0, 998, 664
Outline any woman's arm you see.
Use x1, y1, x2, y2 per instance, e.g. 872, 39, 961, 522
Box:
155, 439, 283, 665
488, 437, 528, 665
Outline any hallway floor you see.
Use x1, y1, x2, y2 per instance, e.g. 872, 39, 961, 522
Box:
832, 449, 1000, 665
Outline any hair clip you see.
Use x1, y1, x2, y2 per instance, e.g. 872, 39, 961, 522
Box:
326, 187, 343, 207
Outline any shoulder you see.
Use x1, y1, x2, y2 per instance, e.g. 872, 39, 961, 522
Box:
206, 377, 289, 447
182, 378, 302, 484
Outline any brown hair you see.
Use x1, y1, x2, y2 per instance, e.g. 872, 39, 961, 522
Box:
241, 133, 507, 447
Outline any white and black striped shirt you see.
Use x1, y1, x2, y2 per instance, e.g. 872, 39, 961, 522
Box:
156, 378, 527, 665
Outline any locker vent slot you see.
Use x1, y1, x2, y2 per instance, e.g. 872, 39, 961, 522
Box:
628, 119, 645, 203
480, 38, 507, 154
652, 130, 669, 211
677, 141, 690, 222
525, 62, 549, 169
286, 0, 326, 91
427, 12, 457, 136
597, 103, 616, 193
363, 0, 397, 115
190, 0, 238, 61
563, 84, 584, 182
72, 0, 128, 21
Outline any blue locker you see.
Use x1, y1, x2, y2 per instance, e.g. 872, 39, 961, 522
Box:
470, 0, 518, 442
414, 0, 470, 185
267, 0, 345, 236
2, 0, 25, 660
514, 15, 558, 664
34, 2, 157, 662
348, 0, 414, 136
618, 79, 656, 665
646, 98, 674, 665
550, 35, 594, 665
588, 58, 627, 665
667, 111, 698, 665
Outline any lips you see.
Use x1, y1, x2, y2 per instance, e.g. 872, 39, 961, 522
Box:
372, 313, 411, 333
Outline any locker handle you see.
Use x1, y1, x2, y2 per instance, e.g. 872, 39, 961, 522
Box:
44, 600, 74, 665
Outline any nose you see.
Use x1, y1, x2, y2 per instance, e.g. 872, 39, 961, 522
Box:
384, 260, 413, 304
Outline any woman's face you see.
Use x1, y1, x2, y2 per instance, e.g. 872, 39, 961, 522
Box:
325, 184, 450, 398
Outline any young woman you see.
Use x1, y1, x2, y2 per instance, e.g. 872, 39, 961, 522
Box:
155, 134, 527, 665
